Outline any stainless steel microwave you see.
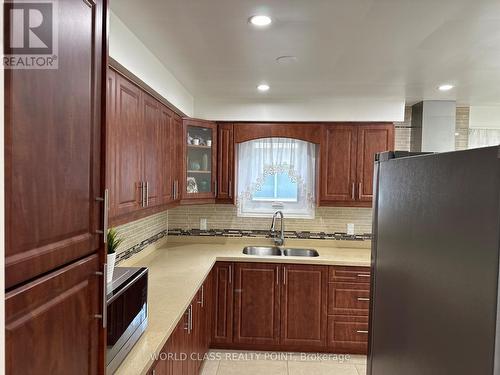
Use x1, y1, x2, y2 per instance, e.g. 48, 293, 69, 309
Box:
106, 267, 148, 374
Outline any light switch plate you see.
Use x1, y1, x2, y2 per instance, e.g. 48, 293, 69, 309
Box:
347, 223, 355, 235
200, 218, 208, 230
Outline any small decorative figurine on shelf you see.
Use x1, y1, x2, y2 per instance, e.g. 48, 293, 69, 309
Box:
187, 177, 198, 193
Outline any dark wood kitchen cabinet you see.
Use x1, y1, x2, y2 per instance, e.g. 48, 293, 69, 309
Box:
212, 262, 329, 351
5, 0, 106, 290
107, 69, 178, 225
356, 124, 394, 201
5, 255, 101, 374
212, 262, 234, 344
327, 315, 369, 354
5, 0, 107, 373
182, 119, 218, 203
320, 125, 358, 203
280, 264, 328, 348
147, 279, 212, 375
233, 263, 281, 345
172, 114, 184, 203
327, 266, 371, 354
320, 123, 394, 207
142, 94, 173, 207
108, 70, 143, 219
216, 123, 235, 203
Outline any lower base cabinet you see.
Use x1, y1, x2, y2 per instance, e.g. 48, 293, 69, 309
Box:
327, 315, 369, 354
148, 262, 371, 375
280, 264, 328, 349
327, 266, 371, 354
148, 273, 213, 375
212, 262, 371, 354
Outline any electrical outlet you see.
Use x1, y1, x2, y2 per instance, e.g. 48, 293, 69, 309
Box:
200, 218, 207, 230
347, 223, 355, 235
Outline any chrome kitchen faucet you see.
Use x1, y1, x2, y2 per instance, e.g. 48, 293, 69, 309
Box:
270, 211, 285, 246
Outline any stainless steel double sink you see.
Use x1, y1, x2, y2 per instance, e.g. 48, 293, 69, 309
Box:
242, 246, 319, 257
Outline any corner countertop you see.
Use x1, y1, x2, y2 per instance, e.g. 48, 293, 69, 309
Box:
114, 237, 372, 375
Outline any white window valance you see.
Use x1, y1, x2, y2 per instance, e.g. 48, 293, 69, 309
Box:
237, 137, 316, 219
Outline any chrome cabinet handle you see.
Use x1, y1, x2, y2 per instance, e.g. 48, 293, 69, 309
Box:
214, 181, 217, 196
184, 305, 192, 334
95, 189, 109, 243
173, 180, 179, 200
184, 308, 189, 331
229, 180, 232, 198
276, 266, 279, 285
357, 330, 369, 334
357, 297, 370, 301
228, 265, 232, 284
189, 304, 193, 333
140, 181, 145, 207
358, 182, 362, 199
94, 264, 107, 328
357, 274, 370, 278
351, 182, 355, 200
197, 285, 204, 307
283, 267, 286, 285
146, 181, 149, 206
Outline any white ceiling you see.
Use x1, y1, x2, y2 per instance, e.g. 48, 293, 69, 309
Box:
111, 0, 500, 106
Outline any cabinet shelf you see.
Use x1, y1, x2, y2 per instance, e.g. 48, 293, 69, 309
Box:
188, 144, 212, 149
187, 170, 211, 174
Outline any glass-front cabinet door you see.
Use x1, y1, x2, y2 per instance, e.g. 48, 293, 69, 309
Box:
182, 119, 217, 200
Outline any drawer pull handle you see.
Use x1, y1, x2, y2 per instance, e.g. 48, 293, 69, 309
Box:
357, 297, 370, 301
357, 274, 370, 277
356, 330, 369, 334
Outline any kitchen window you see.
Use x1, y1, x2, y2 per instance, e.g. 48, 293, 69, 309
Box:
236, 137, 316, 218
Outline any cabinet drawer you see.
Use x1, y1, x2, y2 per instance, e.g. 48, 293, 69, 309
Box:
328, 283, 370, 315
327, 315, 369, 354
329, 266, 371, 283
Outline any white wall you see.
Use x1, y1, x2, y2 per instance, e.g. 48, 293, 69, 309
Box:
469, 106, 500, 129
421, 101, 456, 152
109, 11, 194, 116
194, 97, 405, 122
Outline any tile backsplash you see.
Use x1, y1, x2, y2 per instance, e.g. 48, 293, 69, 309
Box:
113, 210, 168, 261
168, 204, 373, 234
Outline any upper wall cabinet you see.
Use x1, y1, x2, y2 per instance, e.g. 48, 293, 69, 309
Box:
320, 123, 394, 207
182, 119, 218, 203
107, 68, 177, 225
172, 114, 184, 203
217, 123, 235, 203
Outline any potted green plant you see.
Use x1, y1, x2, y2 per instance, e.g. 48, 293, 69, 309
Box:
107, 228, 123, 283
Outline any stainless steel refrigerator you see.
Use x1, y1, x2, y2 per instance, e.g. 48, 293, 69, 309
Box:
368, 146, 500, 375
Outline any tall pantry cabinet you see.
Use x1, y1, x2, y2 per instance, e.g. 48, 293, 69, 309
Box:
5, 0, 108, 373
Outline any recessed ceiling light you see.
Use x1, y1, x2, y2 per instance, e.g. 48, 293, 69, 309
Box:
257, 84, 270, 92
276, 56, 297, 64
438, 84, 454, 91
249, 15, 272, 27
